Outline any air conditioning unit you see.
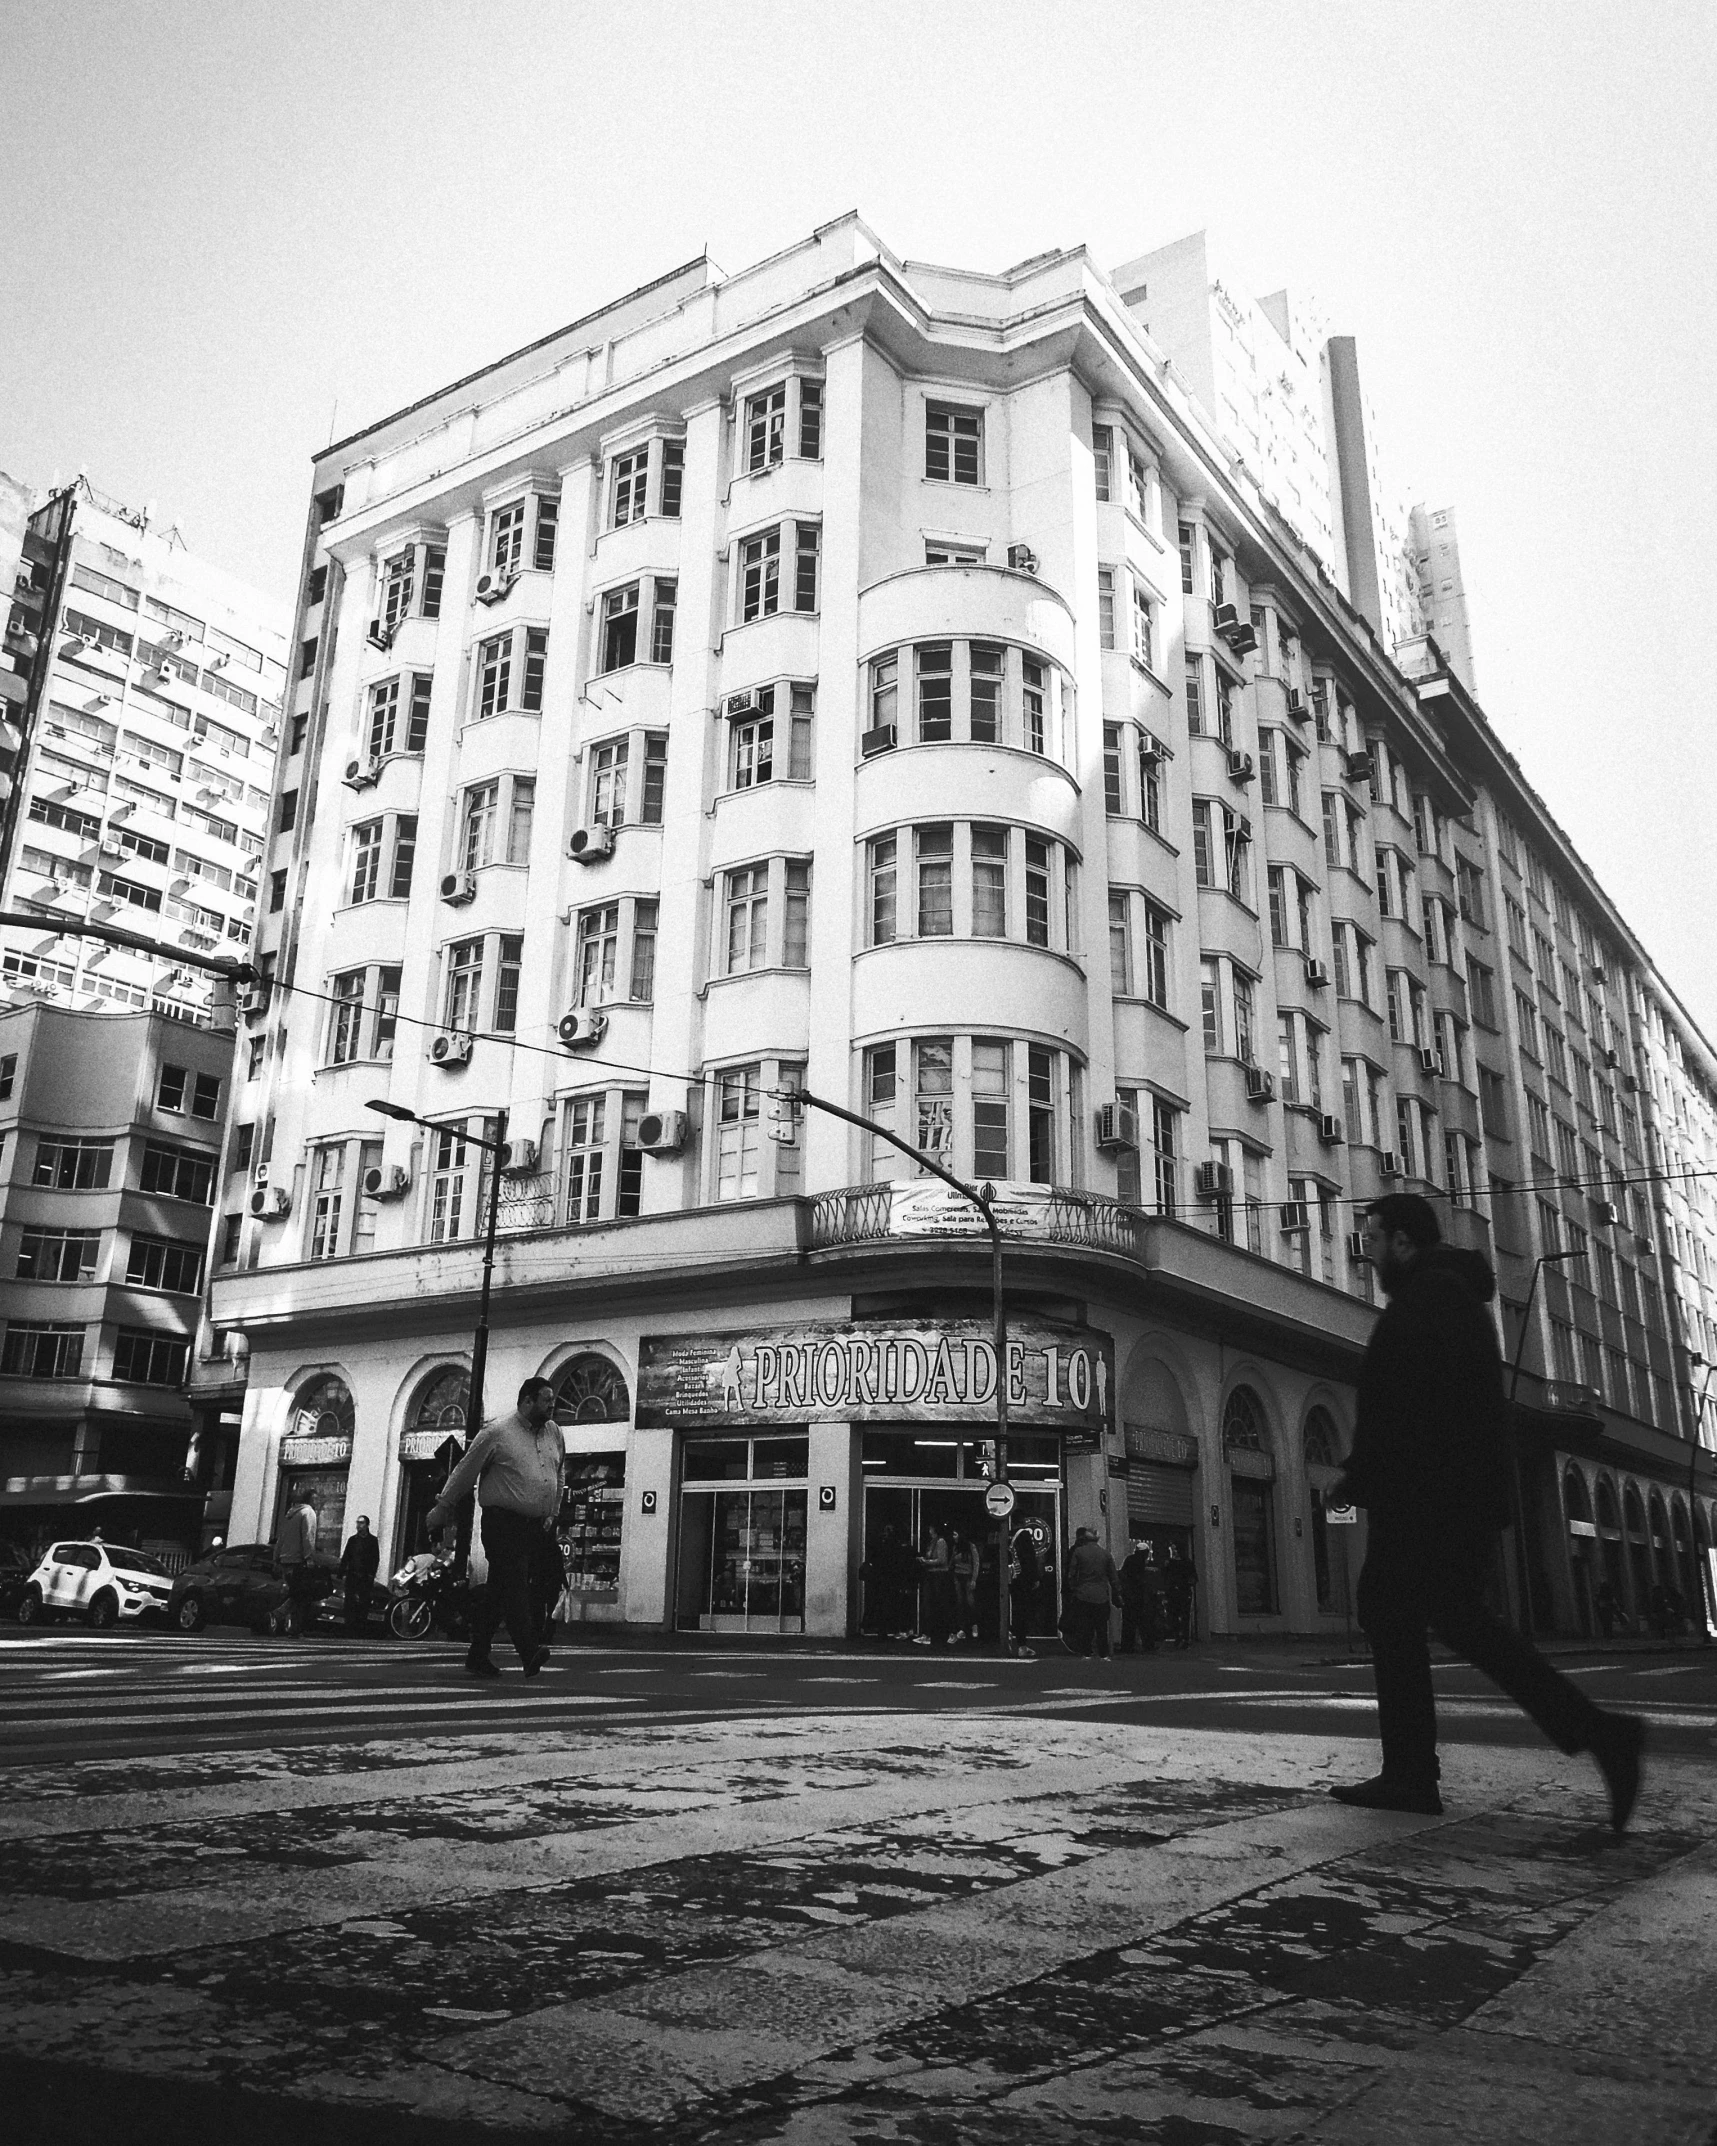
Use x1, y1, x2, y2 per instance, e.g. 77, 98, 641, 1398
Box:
366, 620, 398, 652
567, 824, 616, 863
343, 757, 380, 790
1590, 961, 1607, 984
499, 1138, 539, 1174
440, 870, 477, 904
1212, 603, 1241, 636
240, 985, 270, 1018
428, 1030, 473, 1067
1006, 544, 1039, 574
1226, 749, 1254, 785
363, 1164, 412, 1199
1303, 958, 1330, 989
474, 568, 517, 605
557, 1006, 608, 1049
1604, 1048, 1619, 1068
860, 723, 897, 758
724, 691, 758, 719
1590, 1198, 1619, 1227
1318, 1113, 1344, 1146
1093, 1102, 1140, 1152
636, 1108, 688, 1155
97, 839, 127, 862
1245, 1067, 1275, 1104
1346, 1231, 1369, 1262
1417, 1045, 1438, 1075
1218, 611, 1258, 656
1193, 1161, 1233, 1201
248, 1186, 291, 1220
1279, 1200, 1311, 1233
1345, 750, 1374, 784
1285, 689, 1308, 722
1623, 1073, 1639, 1094
1379, 1151, 1401, 1178
1138, 734, 1163, 766
1637, 1234, 1655, 1259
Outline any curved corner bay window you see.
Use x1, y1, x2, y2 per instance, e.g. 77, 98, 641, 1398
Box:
676, 1435, 809, 1632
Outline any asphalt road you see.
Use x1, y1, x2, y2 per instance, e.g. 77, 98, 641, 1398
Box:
3, 1623, 1714, 1769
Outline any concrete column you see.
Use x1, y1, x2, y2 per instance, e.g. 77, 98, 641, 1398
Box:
805, 1419, 857, 1635
621, 1424, 674, 1625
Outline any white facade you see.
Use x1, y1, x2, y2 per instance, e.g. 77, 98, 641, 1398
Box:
210, 216, 1715, 1640
1409, 503, 1477, 693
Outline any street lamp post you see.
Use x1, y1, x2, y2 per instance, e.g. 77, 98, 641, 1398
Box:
1506, 1247, 1588, 1637
369, 1100, 509, 1434
775, 1086, 1016, 1657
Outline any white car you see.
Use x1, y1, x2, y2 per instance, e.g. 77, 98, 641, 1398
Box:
16, 1540, 175, 1628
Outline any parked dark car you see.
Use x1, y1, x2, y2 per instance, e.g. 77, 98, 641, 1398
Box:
167, 1544, 340, 1635
0, 1542, 36, 1620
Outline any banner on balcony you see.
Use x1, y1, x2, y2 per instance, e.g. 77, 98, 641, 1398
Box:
886, 1181, 1074, 1239
637, 1319, 1115, 1432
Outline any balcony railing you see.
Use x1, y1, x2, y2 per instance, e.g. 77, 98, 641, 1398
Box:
497, 1171, 558, 1233
807, 1182, 1151, 1263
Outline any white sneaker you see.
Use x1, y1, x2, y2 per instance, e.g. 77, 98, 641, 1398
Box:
912, 1635, 932, 1647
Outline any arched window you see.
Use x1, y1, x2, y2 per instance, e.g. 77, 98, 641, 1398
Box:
553, 1353, 631, 1425
408, 1367, 469, 1433
291, 1374, 353, 1441
1596, 1477, 1620, 1531
1222, 1386, 1267, 1453
1562, 1466, 1592, 1523
1303, 1408, 1341, 1471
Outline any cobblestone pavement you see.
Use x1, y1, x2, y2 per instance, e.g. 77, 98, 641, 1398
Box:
1, 1688, 1713, 2145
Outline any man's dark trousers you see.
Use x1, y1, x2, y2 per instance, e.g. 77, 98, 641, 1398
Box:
1360, 1521, 1602, 1782
469, 1507, 541, 1663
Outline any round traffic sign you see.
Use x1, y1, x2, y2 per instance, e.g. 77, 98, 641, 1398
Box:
984, 1480, 1016, 1518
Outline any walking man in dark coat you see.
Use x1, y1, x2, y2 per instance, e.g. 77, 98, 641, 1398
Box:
340, 1514, 380, 1633
1329, 1194, 1645, 1830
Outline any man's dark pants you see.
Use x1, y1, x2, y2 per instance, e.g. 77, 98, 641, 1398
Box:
343, 1577, 374, 1632
469, 1507, 542, 1664
1359, 1520, 1602, 1783
1066, 1597, 1112, 1658
1120, 1593, 1158, 1652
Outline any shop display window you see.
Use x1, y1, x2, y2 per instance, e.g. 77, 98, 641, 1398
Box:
676, 1432, 808, 1632
562, 1456, 625, 1600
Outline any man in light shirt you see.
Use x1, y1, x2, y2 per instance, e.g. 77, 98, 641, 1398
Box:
428, 1376, 565, 1679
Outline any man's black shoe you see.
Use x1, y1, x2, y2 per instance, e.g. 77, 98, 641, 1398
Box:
522, 1647, 550, 1677
1328, 1773, 1443, 1816
1591, 1711, 1646, 1835
463, 1653, 501, 1680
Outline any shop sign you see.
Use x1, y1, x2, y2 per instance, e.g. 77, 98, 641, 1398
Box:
1567, 1518, 1598, 1538
280, 1435, 352, 1467
1325, 1503, 1359, 1526
1124, 1423, 1198, 1470
637, 1319, 1115, 1432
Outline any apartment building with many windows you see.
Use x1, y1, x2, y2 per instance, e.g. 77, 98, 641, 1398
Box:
209, 216, 1715, 1641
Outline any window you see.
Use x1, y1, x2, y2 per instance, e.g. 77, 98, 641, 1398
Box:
659, 440, 684, 519
350, 820, 383, 905
1184, 655, 1205, 737
972, 1040, 1010, 1179
798, 379, 822, 460
917, 643, 952, 742
868, 834, 897, 945
1224, 808, 1251, 903
520, 629, 548, 713
1, 1323, 85, 1379
17, 1230, 101, 1283
1108, 891, 1131, 994
784, 861, 810, 968
139, 1142, 214, 1205
566, 1096, 606, 1223
1023, 657, 1046, 754
429, 1122, 489, 1244
651, 580, 677, 665
390, 817, 417, 899
1233, 971, 1257, 1065
1024, 838, 1051, 946
494, 936, 523, 1033
916, 824, 953, 936
611, 447, 649, 527
476, 634, 511, 719
577, 904, 620, 1005
220, 1214, 242, 1265
1193, 801, 1214, 888
590, 738, 628, 827
462, 782, 499, 871
794, 524, 819, 613
600, 584, 639, 672
716, 1065, 762, 1199
870, 651, 898, 735
532, 497, 559, 572
1177, 521, 1196, 594
489, 500, 526, 574
630, 900, 658, 1001
1516, 989, 1540, 1059
969, 644, 1002, 743
740, 528, 781, 621
1092, 427, 1112, 501
725, 865, 769, 973
328, 971, 367, 1064
1098, 568, 1116, 650
1126, 446, 1151, 523
1138, 738, 1161, 834
1469, 959, 1498, 1028
925, 403, 983, 485
309, 1145, 345, 1260
507, 778, 535, 864
1130, 584, 1154, 670
444, 939, 483, 1033
915, 1040, 954, 1168
1027, 1045, 1055, 1182
1201, 958, 1223, 1055
4, 1051, 21, 1098
642, 733, 668, 822
731, 698, 775, 788
746, 384, 786, 472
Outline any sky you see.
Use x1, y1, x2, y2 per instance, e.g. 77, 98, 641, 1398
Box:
4, 0, 1714, 1033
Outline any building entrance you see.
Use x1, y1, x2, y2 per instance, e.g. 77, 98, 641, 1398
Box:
861, 1483, 1062, 1641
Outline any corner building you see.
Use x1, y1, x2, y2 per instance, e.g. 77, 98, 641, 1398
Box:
215, 218, 1716, 1639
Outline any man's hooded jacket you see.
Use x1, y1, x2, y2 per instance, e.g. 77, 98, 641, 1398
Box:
1343, 1245, 1513, 1547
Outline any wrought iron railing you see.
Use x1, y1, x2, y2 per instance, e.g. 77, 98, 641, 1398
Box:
807, 1183, 1150, 1263
496, 1171, 557, 1233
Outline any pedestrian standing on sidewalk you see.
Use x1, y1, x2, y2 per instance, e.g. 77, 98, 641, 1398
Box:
1064, 1525, 1119, 1660
1329, 1194, 1646, 1830
1119, 1541, 1160, 1653
916, 1523, 954, 1649
427, 1376, 565, 1680
1163, 1547, 1196, 1647
1009, 1525, 1040, 1658
340, 1515, 380, 1633
950, 1527, 980, 1642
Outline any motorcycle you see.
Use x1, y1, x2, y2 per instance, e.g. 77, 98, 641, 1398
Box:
386, 1548, 475, 1641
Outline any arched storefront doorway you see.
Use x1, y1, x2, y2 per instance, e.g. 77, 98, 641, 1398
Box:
1594, 1477, 1626, 1626
552, 1354, 632, 1612
1647, 1491, 1672, 1627
1303, 1408, 1350, 1617
1563, 1466, 1596, 1637
1670, 1499, 1698, 1632
1622, 1485, 1652, 1619
394, 1366, 470, 1560
1224, 1386, 1278, 1618
1119, 1354, 1199, 1587
278, 1374, 355, 1556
